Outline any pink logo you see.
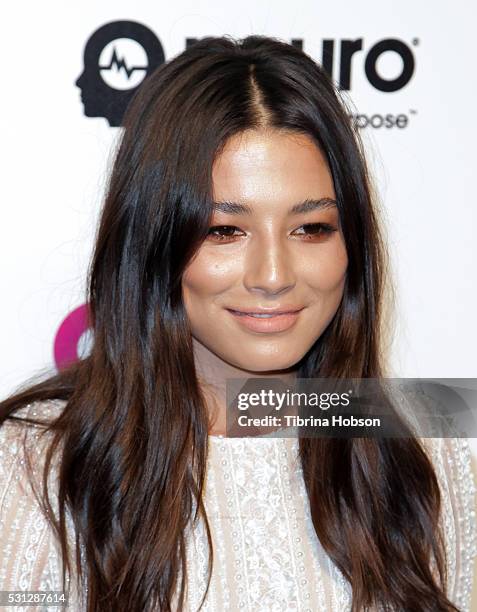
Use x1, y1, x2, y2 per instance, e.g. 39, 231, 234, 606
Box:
54, 304, 92, 370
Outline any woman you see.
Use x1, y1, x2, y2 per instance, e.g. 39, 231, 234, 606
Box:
0, 35, 475, 612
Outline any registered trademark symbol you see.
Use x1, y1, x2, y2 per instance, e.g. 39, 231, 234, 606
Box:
412, 38, 419, 46
410, 109, 417, 114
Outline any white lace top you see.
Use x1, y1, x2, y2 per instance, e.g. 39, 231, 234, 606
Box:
0, 399, 476, 611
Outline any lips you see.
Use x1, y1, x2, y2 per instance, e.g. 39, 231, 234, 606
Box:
227, 306, 304, 316
226, 307, 304, 333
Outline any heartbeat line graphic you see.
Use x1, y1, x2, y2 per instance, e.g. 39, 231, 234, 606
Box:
99, 47, 147, 80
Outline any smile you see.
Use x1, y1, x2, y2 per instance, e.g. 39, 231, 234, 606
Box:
226, 308, 304, 333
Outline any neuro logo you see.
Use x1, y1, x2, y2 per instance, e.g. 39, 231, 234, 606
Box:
320, 38, 416, 92
76, 21, 165, 127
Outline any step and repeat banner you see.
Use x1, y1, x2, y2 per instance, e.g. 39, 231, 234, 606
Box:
1, 2, 475, 445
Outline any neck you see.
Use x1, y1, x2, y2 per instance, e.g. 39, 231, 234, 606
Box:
191, 337, 298, 435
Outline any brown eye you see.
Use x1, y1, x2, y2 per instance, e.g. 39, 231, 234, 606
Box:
206, 225, 243, 242
292, 223, 337, 239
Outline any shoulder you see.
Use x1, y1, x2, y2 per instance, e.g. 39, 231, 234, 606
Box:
0, 399, 72, 593
420, 436, 477, 610
1, 397, 67, 430
0, 398, 67, 505
420, 436, 477, 523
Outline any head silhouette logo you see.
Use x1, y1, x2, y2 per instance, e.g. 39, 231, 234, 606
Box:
76, 21, 165, 127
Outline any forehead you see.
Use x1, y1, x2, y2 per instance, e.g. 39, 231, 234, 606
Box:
211, 129, 335, 206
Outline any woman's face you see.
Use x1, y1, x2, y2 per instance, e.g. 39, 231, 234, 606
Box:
182, 128, 348, 373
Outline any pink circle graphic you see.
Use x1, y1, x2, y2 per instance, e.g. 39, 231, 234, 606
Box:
54, 303, 92, 370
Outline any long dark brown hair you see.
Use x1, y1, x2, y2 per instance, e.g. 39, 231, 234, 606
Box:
0, 35, 457, 611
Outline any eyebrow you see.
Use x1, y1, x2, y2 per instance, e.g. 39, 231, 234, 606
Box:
211, 197, 337, 215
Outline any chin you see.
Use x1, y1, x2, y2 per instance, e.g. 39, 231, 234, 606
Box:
229, 351, 303, 375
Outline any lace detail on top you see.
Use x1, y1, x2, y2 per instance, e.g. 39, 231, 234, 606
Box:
0, 399, 476, 611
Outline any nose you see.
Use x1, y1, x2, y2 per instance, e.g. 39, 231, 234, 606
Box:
243, 235, 296, 296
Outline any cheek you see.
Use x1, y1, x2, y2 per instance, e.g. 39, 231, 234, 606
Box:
181, 249, 239, 301
302, 240, 348, 295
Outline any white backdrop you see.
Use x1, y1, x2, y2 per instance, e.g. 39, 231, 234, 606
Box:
1, 1, 476, 458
